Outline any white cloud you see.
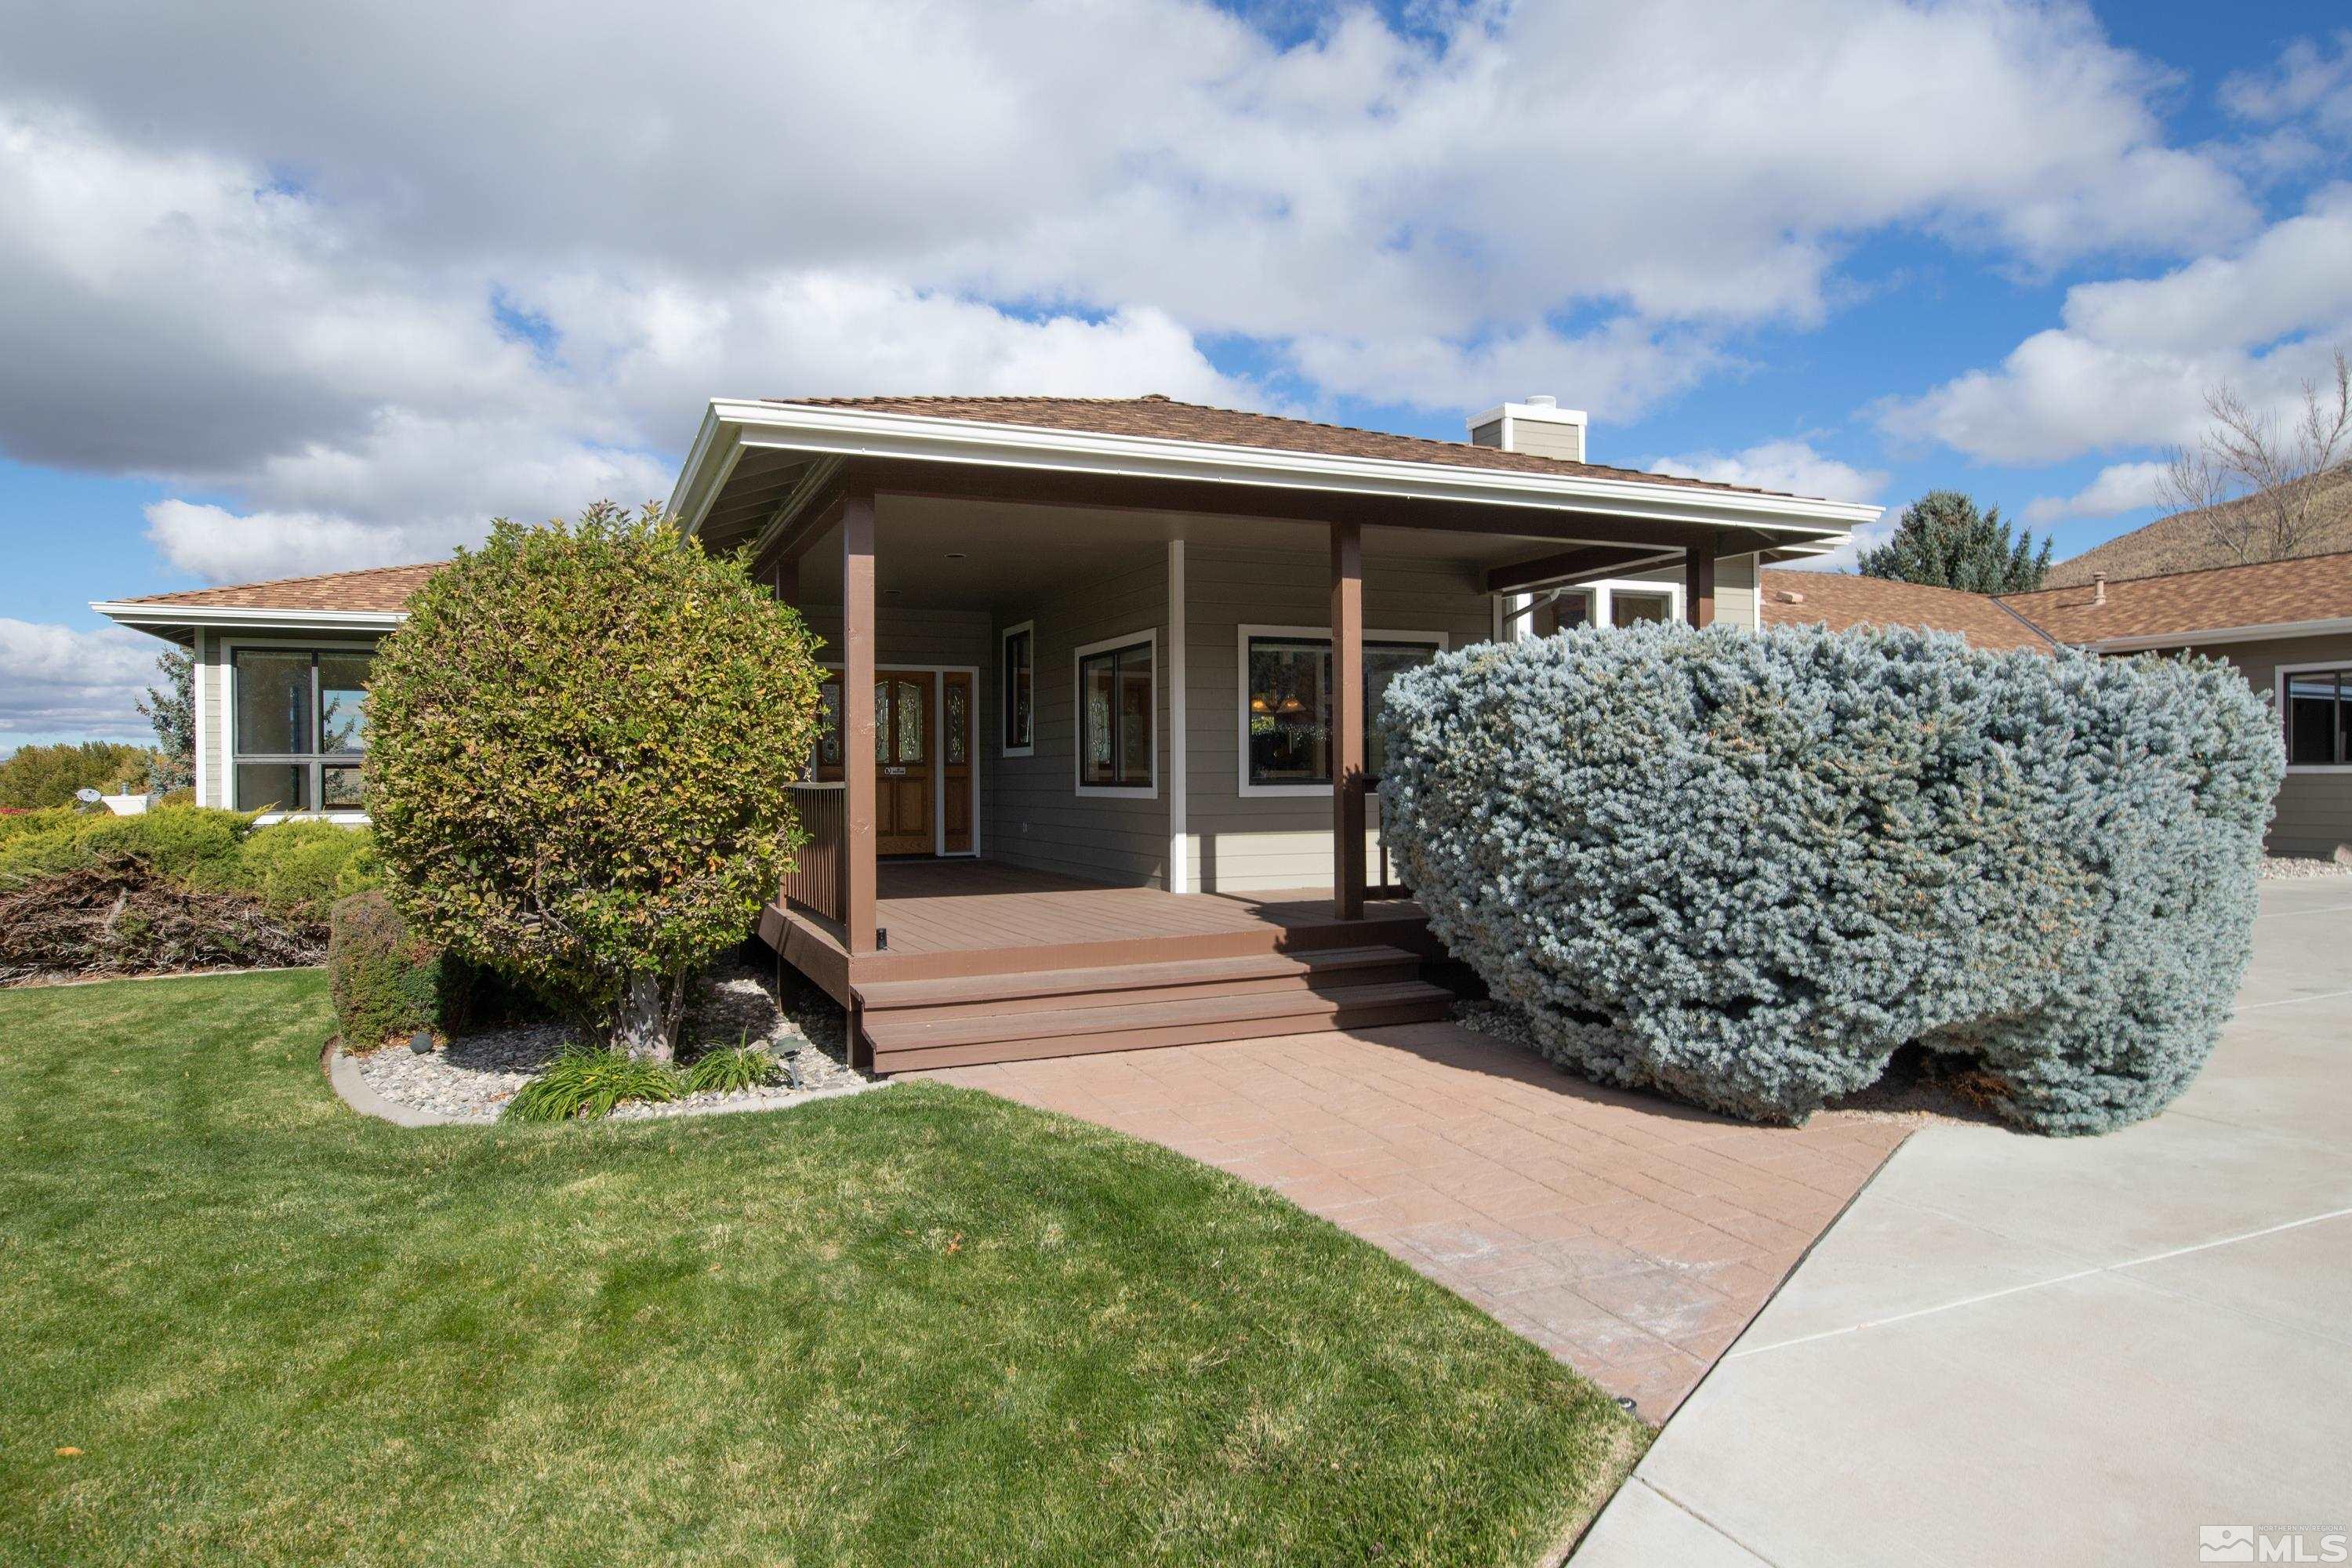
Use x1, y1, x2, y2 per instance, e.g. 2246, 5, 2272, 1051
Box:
1646, 439, 1886, 503
2020, 461, 2171, 525
0, 619, 161, 740
2221, 31, 2352, 140
1878, 185, 2352, 465
0, 0, 2278, 587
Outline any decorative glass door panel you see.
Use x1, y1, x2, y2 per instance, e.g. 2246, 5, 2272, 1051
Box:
942, 670, 974, 853
874, 670, 935, 855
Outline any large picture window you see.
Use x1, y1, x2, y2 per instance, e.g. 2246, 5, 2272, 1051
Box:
1001, 622, 1034, 754
1241, 628, 1444, 792
231, 647, 371, 813
1076, 633, 1154, 792
2283, 665, 2352, 767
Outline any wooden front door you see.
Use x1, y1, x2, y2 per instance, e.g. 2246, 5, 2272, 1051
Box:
875, 670, 934, 856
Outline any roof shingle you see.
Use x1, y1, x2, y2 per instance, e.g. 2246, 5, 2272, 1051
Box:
1998, 548, 2352, 644
109, 562, 440, 615
1760, 569, 2056, 653
772, 394, 1828, 503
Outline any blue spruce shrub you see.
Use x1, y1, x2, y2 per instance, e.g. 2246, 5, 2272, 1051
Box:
1377, 623, 2280, 1135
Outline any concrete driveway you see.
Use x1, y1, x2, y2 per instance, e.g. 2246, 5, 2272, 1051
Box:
1574, 877, 2352, 1566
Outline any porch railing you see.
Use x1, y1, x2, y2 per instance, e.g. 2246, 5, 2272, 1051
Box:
782, 782, 847, 923
1370, 779, 1410, 901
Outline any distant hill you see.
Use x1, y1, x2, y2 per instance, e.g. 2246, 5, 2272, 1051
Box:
2045, 466, 2352, 587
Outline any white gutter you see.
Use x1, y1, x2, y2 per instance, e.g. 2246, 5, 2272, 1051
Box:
676, 399, 1879, 542
92, 601, 407, 632
2081, 615, 2352, 653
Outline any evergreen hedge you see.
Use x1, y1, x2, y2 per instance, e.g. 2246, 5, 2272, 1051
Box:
1377, 623, 2281, 1135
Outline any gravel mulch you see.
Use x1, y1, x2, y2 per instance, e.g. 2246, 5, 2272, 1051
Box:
2263, 852, 2352, 880
349, 952, 872, 1124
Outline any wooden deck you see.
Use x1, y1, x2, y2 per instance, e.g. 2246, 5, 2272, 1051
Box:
758, 859, 1452, 1072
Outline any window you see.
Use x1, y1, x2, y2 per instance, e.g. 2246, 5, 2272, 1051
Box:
1076, 633, 1154, 792
1001, 622, 1034, 754
1240, 627, 1445, 791
1611, 590, 1671, 626
2283, 666, 2352, 767
1537, 590, 1593, 637
231, 647, 371, 813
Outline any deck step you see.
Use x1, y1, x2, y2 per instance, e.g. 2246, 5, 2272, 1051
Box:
861, 978, 1456, 1073
854, 945, 1424, 1018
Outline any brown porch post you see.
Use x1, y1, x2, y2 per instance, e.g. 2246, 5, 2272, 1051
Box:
839, 483, 879, 955
1331, 520, 1366, 920
1684, 544, 1716, 628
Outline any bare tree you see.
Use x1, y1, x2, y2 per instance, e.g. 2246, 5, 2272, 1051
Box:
2157, 347, 2352, 565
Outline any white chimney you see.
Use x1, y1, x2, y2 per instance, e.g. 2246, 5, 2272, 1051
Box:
1468, 396, 1588, 463
2092, 572, 2107, 607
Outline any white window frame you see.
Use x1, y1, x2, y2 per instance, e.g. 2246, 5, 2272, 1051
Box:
999, 619, 1036, 758
1073, 628, 1159, 799
2277, 659, 2352, 774
222, 635, 379, 824
1236, 623, 1449, 799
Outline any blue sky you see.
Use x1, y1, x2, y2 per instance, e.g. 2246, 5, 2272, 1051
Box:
2, 0, 2348, 752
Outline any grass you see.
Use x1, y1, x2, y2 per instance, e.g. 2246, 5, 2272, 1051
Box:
0, 970, 1643, 1566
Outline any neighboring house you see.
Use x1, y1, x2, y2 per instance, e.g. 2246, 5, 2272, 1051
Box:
1757, 568, 2058, 653
96, 393, 1875, 1070
2000, 552, 2352, 859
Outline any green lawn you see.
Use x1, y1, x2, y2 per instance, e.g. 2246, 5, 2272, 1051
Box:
0, 970, 1641, 1566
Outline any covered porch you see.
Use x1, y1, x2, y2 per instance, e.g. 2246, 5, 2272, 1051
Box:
667, 396, 1864, 1070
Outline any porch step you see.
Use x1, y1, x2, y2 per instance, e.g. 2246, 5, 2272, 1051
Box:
858, 973, 1456, 1074
854, 944, 1425, 1019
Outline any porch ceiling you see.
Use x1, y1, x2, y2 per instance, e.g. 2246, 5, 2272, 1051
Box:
783, 494, 1566, 612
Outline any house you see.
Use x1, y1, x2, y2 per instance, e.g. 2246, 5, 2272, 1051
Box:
1998, 552, 2352, 859
94, 393, 1875, 1070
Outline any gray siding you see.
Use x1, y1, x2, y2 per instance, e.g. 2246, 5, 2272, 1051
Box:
1717, 552, 1759, 631
1183, 542, 1494, 893
2194, 631, 2352, 857
985, 549, 1172, 886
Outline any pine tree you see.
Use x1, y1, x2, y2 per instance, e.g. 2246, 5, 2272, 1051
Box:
1857, 491, 2053, 593
137, 648, 194, 793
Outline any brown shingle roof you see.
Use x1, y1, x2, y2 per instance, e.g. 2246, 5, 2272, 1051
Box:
1997, 548, 2352, 644
772, 394, 1828, 503
109, 562, 440, 615
1760, 569, 2056, 653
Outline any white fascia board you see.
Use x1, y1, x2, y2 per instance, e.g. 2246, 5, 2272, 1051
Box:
2085, 615, 2352, 653
667, 405, 739, 536
92, 601, 406, 633
689, 399, 1879, 539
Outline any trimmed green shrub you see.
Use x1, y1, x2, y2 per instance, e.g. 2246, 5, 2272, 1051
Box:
503, 1047, 681, 1123
328, 891, 463, 1050
365, 503, 825, 1062
0, 807, 384, 916
0, 804, 249, 888
0, 807, 77, 847
1378, 623, 2281, 1136
232, 819, 383, 918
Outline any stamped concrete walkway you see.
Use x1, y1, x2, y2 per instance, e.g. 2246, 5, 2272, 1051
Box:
1575, 877, 2352, 1566
914, 1023, 1909, 1417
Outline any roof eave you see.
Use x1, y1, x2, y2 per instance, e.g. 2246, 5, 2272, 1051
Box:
92, 601, 408, 633
2081, 615, 2352, 652
675, 398, 1879, 543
